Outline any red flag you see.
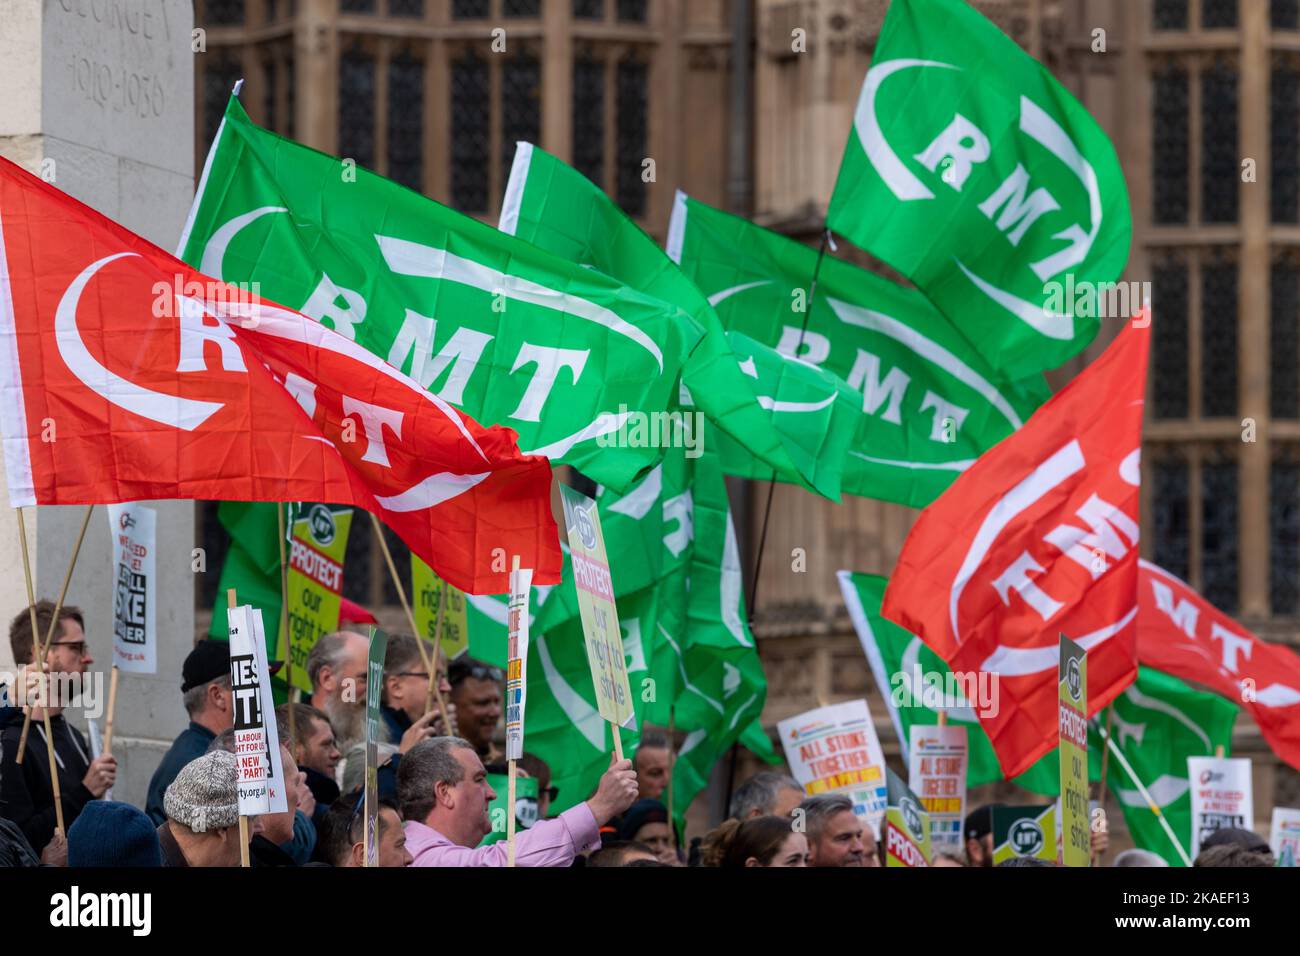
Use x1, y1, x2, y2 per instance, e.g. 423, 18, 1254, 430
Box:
1139, 560, 1300, 771
0, 157, 560, 594
883, 322, 1149, 776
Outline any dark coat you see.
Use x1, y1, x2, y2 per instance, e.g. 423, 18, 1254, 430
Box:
0, 708, 94, 850
145, 722, 217, 826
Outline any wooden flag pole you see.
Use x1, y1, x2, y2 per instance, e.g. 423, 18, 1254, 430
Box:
611, 724, 624, 763
102, 666, 120, 754
228, 587, 251, 868
937, 711, 948, 727
1097, 722, 1192, 866
425, 579, 448, 717
1215, 744, 1225, 758
15, 507, 65, 836
369, 512, 452, 730
276, 504, 295, 747
16, 503, 95, 765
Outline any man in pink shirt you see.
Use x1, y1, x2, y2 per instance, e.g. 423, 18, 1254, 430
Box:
398, 736, 638, 866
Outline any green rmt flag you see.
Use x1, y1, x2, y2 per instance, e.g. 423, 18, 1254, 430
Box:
178, 97, 701, 494
827, 0, 1131, 379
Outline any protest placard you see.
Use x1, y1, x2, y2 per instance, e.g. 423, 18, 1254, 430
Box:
885, 768, 932, 867
992, 804, 1058, 864
1188, 756, 1254, 857
506, 565, 532, 761
481, 773, 541, 846
908, 723, 967, 854
284, 504, 353, 692
560, 485, 635, 732
108, 503, 156, 674
1270, 807, 1300, 867
1059, 635, 1089, 867
364, 626, 388, 867
227, 604, 287, 815
778, 699, 889, 835
412, 555, 469, 661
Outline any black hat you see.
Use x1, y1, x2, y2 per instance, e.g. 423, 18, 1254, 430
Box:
1200, 827, 1270, 855
616, 799, 669, 842
964, 804, 998, 841
181, 640, 230, 693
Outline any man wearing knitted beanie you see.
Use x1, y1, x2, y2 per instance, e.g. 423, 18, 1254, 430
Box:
68, 801, 162, 867
157, 751, 241, 867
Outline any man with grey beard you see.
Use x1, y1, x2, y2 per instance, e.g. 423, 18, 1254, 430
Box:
306, 630, 371, 753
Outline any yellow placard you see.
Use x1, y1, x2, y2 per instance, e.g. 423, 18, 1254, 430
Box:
411, 555, 469, 661
1059, 634, 1090, 867
283, 505, 353, 693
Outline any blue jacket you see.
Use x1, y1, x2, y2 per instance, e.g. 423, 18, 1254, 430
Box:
145, 722, 216, 826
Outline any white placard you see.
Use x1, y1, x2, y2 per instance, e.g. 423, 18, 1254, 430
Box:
1188, 756, 1253, 858
1270, 807, 1300, 867
908, 724, 968, 854
505, 567, 532, 761
227, 604, 287, 815
778, 699, 888, 835
107, 503, 156, 674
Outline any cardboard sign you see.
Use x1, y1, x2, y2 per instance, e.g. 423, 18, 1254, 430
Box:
412, 555, 469, 660
885, 768, 932, 867
907, 723, 967, 854
227, 604, 287, 815
1059, 635, 1089, 867
364, 626, 388, 868
480, 773, 541, 846
1270, 807, 1300, 867
992, 804, 1058, 864
285, 504, 353, 692
108, 503, 156, 674
560, 485, 635, 729
1188, 756, 1254, 857
778, 699, 889, 835
506, 566, 532, 761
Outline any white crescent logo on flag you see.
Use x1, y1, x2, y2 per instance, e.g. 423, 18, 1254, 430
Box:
856, 58, 960, 202
200, 206, 287, 278
56, 253, 226, 431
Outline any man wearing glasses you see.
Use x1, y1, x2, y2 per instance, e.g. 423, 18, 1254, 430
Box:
448, 657, 505, 763
0, 600, 116, 851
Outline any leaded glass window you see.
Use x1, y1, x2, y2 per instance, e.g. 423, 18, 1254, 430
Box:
339, 49, 376, 170
341, 0, 376, 13
203, 0, 245, 25
504, 0, 542, 16
1271, 60, 1299, 223
1200, 253, 1238, 418
285, 50, 296, 139
1275, 0, 1300, 29
1153, 64, 1189, 224
202, 56, 243, 154
1153, 256, 1189, 419
1200, 60, 1239, 224
574, 0, 604, 20
573, 54, 605, 187
1154, 454, 1191, 582
388, 53, 424, 192
617, 0, 647, 21
1153, 0, 1188, 30
1272, 256, 1299, 419
501, 53, 541, 192
263, 58, 277, 134
1201, 454, 1239, 615
390, 0, 424, 16
451, 52, 490, 212
452, 0, 489, 17
616, 57, 648, 216
1271, 452, 1300, 615
1201, 0, 1237, 29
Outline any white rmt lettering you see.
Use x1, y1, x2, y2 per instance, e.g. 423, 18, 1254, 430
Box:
340, 396, 404, 467
992, 551, 1064, 621
847, 349, 909, 423
386, 309, 492, 404
1042, 494, 1139, 580
508, 343, 589, 422
977, 163, 1062, 246
175, 295, 246, 373
919, 391, 970, 442
299, 274, 367, 340
1210, 622, 1252, 673
913, 114, 991, 191
775, 326, 830, 365
1149, 578, 1199, 639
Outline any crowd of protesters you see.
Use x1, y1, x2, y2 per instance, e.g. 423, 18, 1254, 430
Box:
0, 600, 1280, 868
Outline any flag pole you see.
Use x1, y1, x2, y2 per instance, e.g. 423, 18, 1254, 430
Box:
228, 587, 251, 868
746, 227, 832, 624
667, 706, 676, 850
15, 503, 95, 766
506, 555, 520, 868
276, 503, 295, 746
368, 512, 452, 731
102, 666, 120, 755
1096, 721, 1192, 866
14, 508, 65, 836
